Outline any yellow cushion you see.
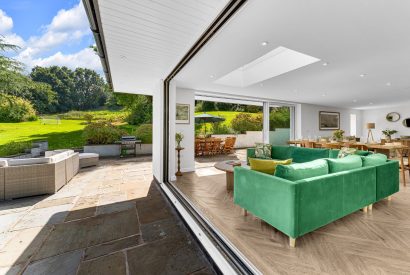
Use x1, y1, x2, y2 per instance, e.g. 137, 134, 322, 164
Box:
249, 158, 292, 175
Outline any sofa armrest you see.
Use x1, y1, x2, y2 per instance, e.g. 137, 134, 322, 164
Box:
234, 166, 298, 237
375, 160, 399, 201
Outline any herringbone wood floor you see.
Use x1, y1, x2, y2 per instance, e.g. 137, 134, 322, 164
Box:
175, 168, 410, 275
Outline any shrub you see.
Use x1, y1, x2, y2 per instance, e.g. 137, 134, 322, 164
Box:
0, 94, 37, 122
135, 124, 152, 144
0, 141, 32, 157
83, 113, 94, 124
211, 122, 233, 134
83, 122, 126, 145
231, 113, 263, 134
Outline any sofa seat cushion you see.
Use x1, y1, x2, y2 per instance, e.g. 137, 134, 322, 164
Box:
49, 152, 70, 163
7, 157, 51, 166
275, 159, 329, 181
327, 155, 363, 173
362, 153, 388, 167
79, 153, 99, 159
291, 147, 329, 163
249, 158, 292, 175
254, 143, 272, 159
271, 146, 293, 160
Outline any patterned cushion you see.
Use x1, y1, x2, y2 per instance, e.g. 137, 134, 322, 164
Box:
254, 143, 272, 159
337, 147, 357, 158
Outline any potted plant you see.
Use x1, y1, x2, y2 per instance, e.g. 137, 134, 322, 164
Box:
382, 129, 398, 142
175, 132, 184, 148
332, 129, 345, 142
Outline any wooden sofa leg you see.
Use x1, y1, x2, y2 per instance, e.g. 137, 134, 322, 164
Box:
243, 209, 248, 216
289, 237, 296, 248
387, 196, 392, 201
368, 204, 373, 211
362, 206, 368, 213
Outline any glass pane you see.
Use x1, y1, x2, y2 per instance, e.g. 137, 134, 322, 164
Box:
269, 106, 291, 145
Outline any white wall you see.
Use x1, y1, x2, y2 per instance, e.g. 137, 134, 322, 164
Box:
152, 81, 164, 182
297, 103, 363, 139
362, 103, 410, 141
175, 88, 195, 173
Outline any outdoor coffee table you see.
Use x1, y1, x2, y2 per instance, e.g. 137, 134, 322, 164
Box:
214, 160, 248, 191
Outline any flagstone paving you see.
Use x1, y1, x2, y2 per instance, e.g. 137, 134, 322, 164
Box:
0, 157, 215, 275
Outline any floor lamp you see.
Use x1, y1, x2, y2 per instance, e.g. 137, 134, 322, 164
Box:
366, 123, 375, 143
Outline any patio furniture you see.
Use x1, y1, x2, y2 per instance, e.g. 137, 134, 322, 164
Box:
222, 137, 236, 154
79, 153, 99, 168
0, 150, 79, 200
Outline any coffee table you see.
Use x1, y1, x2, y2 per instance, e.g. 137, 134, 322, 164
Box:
214, 160, 248, 191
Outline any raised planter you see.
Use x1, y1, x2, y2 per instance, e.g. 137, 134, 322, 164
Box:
84, 144, 152, 157
84, 144, 121, 157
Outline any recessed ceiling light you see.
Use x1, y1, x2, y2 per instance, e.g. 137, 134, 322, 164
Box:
359, 74, 366, 78
259, 83, 264, 87
386, 82, 392, 86
209, 75, 214, 79
321, 93, 326, 97
369, 102, 373, 105
261, 41, 269, 46
322, 62, 328, 66
352, 99, 357, 103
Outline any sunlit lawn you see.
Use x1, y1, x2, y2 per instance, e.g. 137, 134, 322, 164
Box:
0, 120, 86, 149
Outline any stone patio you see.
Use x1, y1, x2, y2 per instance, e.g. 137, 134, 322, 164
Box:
0, 157, 215, 275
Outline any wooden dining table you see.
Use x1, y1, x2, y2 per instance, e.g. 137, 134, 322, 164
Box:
365, 144, 409, 186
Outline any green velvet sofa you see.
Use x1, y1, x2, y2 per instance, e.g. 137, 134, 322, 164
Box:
235, 146, 399, 247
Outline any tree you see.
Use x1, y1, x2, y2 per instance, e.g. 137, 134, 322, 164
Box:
30, 66, 107, 112
115, 93, 152, 125
231, 113, 263, 134
200, 101, 216, 112
269, 107, 290, 130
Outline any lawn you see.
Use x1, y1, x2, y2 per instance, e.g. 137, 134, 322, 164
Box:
0, 120, 87, 150
0, 118, 137, 156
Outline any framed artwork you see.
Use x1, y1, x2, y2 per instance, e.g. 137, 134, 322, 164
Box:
176, 104, 190, 124
319, 111, 340, 130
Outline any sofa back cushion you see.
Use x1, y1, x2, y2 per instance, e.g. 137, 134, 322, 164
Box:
327, 155, 363, 173
362, 153, 388, 167
329, 149, 371, 159
271, 146, 293, 160
249, 158, 292, 175
7, 157, 51, 166
291, 147, 329, 163
275, 159, 329, 181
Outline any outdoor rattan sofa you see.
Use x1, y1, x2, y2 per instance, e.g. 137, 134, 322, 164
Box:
0, 150, 79, 200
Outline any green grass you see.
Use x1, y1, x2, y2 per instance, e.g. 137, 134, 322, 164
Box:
60, 109, 129, 121
0, 120, 87, 150
0, 117, 138, 156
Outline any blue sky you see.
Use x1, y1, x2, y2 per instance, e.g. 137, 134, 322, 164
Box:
0, 0, 102, 73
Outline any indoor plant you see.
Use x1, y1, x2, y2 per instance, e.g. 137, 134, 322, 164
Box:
332, 129, 345, 141
175, 132, 184, 148
382, 129, 398, 142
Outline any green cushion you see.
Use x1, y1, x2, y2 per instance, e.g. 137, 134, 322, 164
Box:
362, 153, 388, 167
327, 155, 363, 173
329, 149, 340, 159
356, 150, 372, 156
254, 143, 272, 159
275, 159, 329, 181
291, 147, 329, 163
249, 158, 292, 175
271, 146, 293, 160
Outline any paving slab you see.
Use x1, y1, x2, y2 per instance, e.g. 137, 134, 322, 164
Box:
83, 235, 142, 261
23, 249, 83, 275
78, 251, 127, 275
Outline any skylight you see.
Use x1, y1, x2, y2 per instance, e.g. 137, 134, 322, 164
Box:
214, 46, 320, 87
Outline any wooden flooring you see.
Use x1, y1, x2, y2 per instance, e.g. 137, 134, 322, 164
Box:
174, 167, 410, 274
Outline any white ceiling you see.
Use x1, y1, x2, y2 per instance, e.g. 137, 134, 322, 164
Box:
98, 0, 229, 94
175, 0, 410, 109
